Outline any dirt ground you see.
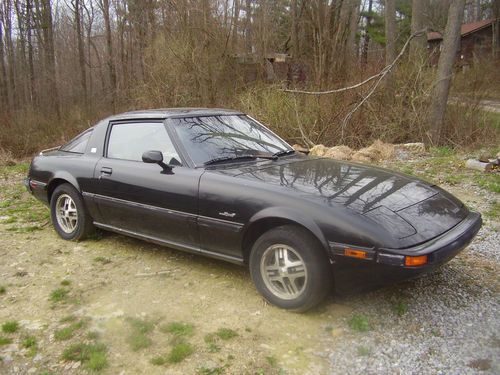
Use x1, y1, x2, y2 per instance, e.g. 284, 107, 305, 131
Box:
0, 157, 499, 375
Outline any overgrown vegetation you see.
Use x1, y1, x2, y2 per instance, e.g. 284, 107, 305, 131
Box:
0, 2, 498, 157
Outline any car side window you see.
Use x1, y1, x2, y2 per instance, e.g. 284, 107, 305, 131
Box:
107, 122, 181, 164
60, 129, 93, 154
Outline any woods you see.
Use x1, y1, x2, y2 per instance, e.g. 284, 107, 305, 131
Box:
0, 0, 499, 156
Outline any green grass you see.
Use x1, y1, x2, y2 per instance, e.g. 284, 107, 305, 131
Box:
0, 167, 49, 233
392, 301, 409, 317
126, 317, 155, 334
204, 333, 223, 352
197, 365, 227, 375
62, 342, 108, 372
2, 321, 19, 333
49, 288, 69, 303
215, 328, 238, 340
87, 331, 100, 340
150, 355, 167, 366
475, 174, 500, 193
485, 201, 500, 220
126, 317, 156, 351
22, 335, 37, 356
93, 256, 112, 264
22, 336, 37, 348
0, 336, 13, 346
54, 321, 86, 341
160, 322, 194, 337
60, 279, 71, 286
430, 146, 455, 157
87, 350, 108, 372
167, 341, 194, 364
0, 286, 5, 294
127, 332, 152, 351
266, 355, 278, 367
347, 315, 371, 332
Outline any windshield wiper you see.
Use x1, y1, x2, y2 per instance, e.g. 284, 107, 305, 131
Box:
204, 151, 285, 166
272, 149, 295, 158
204, 155, 257, 166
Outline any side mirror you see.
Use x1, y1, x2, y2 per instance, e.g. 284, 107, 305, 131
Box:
142, 150, 163, 164
142, 150, 172, 173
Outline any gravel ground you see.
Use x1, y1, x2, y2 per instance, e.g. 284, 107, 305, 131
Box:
324, 253, 499, 375
0, 161, 499, 374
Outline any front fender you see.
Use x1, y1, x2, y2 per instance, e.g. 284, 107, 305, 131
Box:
244, 206, 330, 251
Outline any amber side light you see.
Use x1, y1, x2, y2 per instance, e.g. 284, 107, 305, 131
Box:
405, 255, 428, 267
344, 248, 367, 259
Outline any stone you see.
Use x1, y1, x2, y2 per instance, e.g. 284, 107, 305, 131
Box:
323, 145, 353, 160
309, 144, 328, 157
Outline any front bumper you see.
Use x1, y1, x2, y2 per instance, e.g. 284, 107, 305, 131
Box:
330, 211, 482, 294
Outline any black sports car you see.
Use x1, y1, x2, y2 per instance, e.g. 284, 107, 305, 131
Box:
25, 108, 482, 311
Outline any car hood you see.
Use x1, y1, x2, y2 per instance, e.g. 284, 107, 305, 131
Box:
215, 156, 468, 247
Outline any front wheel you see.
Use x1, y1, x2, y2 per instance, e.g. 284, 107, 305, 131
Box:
50, 183, 95, 241
249, 225, 333, 312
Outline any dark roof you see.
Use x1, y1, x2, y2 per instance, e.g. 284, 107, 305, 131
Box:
108, 108, 243, 121
427, 18, 494, 41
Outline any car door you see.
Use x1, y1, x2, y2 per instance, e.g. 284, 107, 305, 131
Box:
92, 120, 202, 251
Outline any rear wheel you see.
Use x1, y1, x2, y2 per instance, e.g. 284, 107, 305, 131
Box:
249, 225, 333, 312
50, 183, 95, 241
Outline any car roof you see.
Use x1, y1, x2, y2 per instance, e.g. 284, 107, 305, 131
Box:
107, 108, 244, 121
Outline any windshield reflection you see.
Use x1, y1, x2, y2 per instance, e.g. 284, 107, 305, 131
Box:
171, 115, 290, 166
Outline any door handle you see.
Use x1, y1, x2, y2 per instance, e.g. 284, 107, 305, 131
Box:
100, 167, 112, 177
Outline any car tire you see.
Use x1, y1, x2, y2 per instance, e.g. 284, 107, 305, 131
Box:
50, 183, 96, 241
249, 225, 333, 312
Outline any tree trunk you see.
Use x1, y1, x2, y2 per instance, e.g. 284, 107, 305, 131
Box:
346, 0, 360, 63
26, 0, 36, 107
100, 0, 117, 111
410, 0, 427, 59
493, 0, 500, 58
231, 0, 240, 52
2, 0, 17, 110
0, 14, 9, 110
362, 0, 373, 66
427, 0, 466, 145
291, 0, 299, 58
14, 0, 28, 107
244, 0, 252, 53
74, 0, 88, 112
37, 0, 60, 118
385, 0, 396, 91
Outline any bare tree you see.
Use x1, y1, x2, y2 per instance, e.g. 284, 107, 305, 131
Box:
0, 10, 9, 110
98, 0, 117, 110
427, 0, 466, 145
410, 0, 428, 59
385, 0, 396, 91
72, 0, 88, 111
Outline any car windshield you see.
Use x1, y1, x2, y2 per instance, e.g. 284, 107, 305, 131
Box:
171, 115, 292, 166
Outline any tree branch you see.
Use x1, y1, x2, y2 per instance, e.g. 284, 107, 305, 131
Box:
282, 29, 427, 96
